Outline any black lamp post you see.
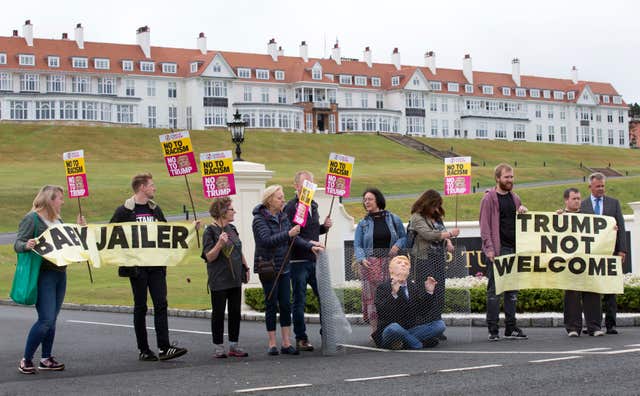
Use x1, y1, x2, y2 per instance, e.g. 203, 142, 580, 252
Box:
227, 110, 246, 161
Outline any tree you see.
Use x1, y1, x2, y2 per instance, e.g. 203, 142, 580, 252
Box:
629, 102, 640, 118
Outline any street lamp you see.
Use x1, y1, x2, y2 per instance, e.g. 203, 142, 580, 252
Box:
227, 110, 246, 161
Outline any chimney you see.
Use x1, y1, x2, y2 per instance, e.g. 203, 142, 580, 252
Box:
62, 32, 68, 39
74, 23, 84, 49
332, 43, 341, 65
12, 29, 18, 37
278, 46, 284, 57
23, 20, 33, 47
463, 54, 473, 84
363, 46, 372, 68
268, 38, 278, 61
424, 51, 436, 74
197, 32, 207, 55
511, 58, 521, 87
136, 26, 151, 58
571, 66, 578, 84
391, 47, 401, 71
299, 41, 308, 62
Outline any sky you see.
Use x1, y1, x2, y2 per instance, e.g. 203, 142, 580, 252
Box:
2, 0, 638, 104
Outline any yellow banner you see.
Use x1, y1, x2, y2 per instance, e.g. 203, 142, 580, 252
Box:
32, 222, 198, 268
493, 212, 623, 294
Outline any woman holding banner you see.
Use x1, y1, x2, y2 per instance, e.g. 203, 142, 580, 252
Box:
14, 185, 86, 374
252, 185, 323, 356
202, 197, 250, 358
408, 189, 460, 337
354, 187, 406, 334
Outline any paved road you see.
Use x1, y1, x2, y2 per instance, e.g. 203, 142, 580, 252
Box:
1, 306, 639, 395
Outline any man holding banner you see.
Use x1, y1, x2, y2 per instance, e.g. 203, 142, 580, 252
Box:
479, 163, 528, 341
284, 171, 332, 352
110, 173, 188, 362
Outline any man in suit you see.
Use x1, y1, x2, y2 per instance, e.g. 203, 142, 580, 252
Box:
580, 172, 627, 334
372, 255, 446, 349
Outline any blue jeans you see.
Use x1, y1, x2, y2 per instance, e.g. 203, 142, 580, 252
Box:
291, 260, 319, 341
381, 320, 446, 349
24, 269, 66, 361
261, 272, 292, 332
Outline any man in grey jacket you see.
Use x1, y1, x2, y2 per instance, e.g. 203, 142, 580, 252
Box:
479, 163, 528, 341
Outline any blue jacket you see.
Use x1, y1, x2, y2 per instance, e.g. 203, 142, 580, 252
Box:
252, 204, 313, 273
354, 210, 406, 262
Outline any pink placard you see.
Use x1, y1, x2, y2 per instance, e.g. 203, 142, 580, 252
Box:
67, 174, 89, 198
324, 175, 351, 197
164, 152, 198, 177
444, 176, 471, 196
202, 174, 236, 198
293, 202, 309, 227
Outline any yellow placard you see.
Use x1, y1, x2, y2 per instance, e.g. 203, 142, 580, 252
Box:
327, 159, 353, 177
202, 157, 233, 176
160, 137, 192, 156
64, 157, 86, 176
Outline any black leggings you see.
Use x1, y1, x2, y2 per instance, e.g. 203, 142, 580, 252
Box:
210, 287, 242, 345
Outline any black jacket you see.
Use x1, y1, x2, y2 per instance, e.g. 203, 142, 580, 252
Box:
372, 280, 434, 347
580, 196, 627, 255
283, 197, 328, 262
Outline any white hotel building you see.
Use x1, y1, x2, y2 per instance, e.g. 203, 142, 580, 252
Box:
0, 21, 629, 147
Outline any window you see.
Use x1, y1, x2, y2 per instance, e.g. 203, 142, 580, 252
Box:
82, 101, 98, 120
125, 80, 135, 96
618, 110, 625, 123
560, 126, 567, 143
602, 95, 610, 103
345, 92, 352, 107
20, 74, 39, 92
328, 90, 336, 103
256, 69, 269, 80
212, 63, 221, 73
513, 124, 526, 140
168, 81, 177, 98
482, 86, 494, 95
261, 87, 269, 103
168, 106, 177, 129
48, 56, 59, 68
442, 120, 449, 137
543, 90, 551, 99
453, 119, 461, 137
430, 81, 442, 91
243, 86, 252, 102
391, 76, 400, 86
122, 60, 133, 71
530, 89, 540, 98
405, 91, 424, 108
355, 76, 367, 86
100, 103, 112, 122
275, 70, 285, 80
371, 77, 381, 87
429, 97, 437, 112
495, 123, 507, 139
94, 58, 110, 70
361, 93, 368, 108
548, 125, 555, 142
72, 76, 90, 93
47, 75, 65, 93
35, 101, 55, 120
535, 105, 542, 118
376, 93, 384, 109
238, 68, 251, 78
406, 117, 425, 134
553, 91, 564, 100
619, 130, 626, 145
325, 73, 334, 81
117, 105, 134, 123
431, 119, 438, 136
567, 91, 575, 100
306, 114, 313, 132
140, 61, 155, 72
147, 80, 156, 96
60, 100, 79, 120
475, 122, 488, 138
613, 96, 622, 104
97, 78, 115, 95
190, 62, 199, 73
502, 87, 511, 96
595, 111, 601, 122
0, 72, 12, 91
607, 110, 613, 123
312, 67, 322, 80
278, 88, 287, 104
0, 53, 5, 64
608, 129, 614, 145
441, 98, 448, 112
10, 100, 29, 120
464, 84, 473, 93
340, 75, 353, 85
516, 88, 526, 97
162, 63, 177, 74
547, 105, 554, 119
447, 82, 459, 92
186, 107, 192, 130
204, 107, 227, 126
204, 80, 227, 97
72, 57, 88, 68
148, 106, 157, 128
19, 54, 35, 66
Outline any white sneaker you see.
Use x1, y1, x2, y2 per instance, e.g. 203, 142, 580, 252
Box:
568, 331, 579, 337
591, 330, 605, 337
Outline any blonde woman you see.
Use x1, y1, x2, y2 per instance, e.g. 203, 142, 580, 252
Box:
252, 185, 323, 356
14, 185, 85, 374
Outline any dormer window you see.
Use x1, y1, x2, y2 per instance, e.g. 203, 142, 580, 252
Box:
482, 85, 493, 95
212, 63, 221, 73
122, 60, 133, 71
275, 70, 285, 80
516, 88, 526, 97
543, 90, 551, 99
340, 74, 353, 85
355, 76, 367, 86
312, 66, 322, 80
372, 77, 381, 87
162, 63, 177, 74
391, 76, 400, 86
502, 87, 511, 96
602, 95, 610, 103
447, 82, 459, 92
464, 84, 473, 93
140, 61, 155, 72
530, 89, 540, 98
19, 54, 35, 66
553, 91, 564, 100
256, 69, 269, 80
0, 53, 6, 65
48, 56, 60, 68
72, 57, 88, 69
613, 96, 622, 104
190, 62, 199, 73
567, 91, 575, 100
430, 81, 442, 91
94, 58, 110, 70
238, 68, 251, 78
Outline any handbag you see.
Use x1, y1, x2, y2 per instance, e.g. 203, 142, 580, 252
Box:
256, 257, 276, 282
10, 213, 43, 305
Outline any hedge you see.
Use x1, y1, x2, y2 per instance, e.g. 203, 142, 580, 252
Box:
244, 286, 640, 314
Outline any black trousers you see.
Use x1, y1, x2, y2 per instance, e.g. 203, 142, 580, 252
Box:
603, 294, 617, 329
563, 290, 601, 333
129, 267, 170, 351
210, 287, 242, 345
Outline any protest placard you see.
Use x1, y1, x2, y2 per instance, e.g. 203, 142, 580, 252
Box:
325, 152, 355, 197
63, 150, 89, 198
159, 131, 198, 177
444, 156, 471, 196
293, 179, 317, 227
493, 211, 623, 294
200, 150, 235, 198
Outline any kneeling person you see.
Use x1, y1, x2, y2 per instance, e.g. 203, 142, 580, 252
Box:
372, 255, 445, 349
